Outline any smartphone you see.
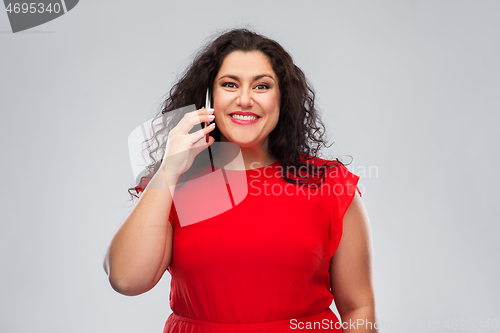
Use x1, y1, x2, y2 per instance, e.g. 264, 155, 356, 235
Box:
204, 87, 212, 142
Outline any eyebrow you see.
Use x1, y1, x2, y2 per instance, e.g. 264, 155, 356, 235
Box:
217, 74, 276, 82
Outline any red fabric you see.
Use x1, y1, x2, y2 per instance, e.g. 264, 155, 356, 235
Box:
162, 159, 360, 332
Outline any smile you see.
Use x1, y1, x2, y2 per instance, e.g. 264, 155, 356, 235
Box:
230, 114, 259, 121
229, 112, 261, 125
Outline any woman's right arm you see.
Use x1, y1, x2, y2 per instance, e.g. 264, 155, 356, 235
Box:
103, 107, 216, 296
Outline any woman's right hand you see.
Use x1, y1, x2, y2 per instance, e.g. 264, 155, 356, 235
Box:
161, 107, 216, 178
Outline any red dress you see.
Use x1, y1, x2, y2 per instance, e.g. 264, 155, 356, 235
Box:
162, 159, 361, 332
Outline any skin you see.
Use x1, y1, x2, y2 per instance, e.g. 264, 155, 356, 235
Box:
212, 50, 280, 169
331, 191, 378, 332
104, 50, 377, 332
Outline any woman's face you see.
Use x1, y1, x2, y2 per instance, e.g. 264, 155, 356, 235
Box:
213, 51, 280, 151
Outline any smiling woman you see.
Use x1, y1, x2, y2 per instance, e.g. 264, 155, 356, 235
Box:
103, 28, 377, 333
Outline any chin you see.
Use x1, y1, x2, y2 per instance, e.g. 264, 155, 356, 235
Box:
220, 131, 268, 149
230, 141, 257, 148
226, 137, 261, 148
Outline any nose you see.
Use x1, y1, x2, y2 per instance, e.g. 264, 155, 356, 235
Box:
236, 88, 253, 109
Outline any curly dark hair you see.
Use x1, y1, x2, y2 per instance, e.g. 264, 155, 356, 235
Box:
129, 28, 350, 198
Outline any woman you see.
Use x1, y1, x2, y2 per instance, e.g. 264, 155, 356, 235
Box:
104, 29, 377, 332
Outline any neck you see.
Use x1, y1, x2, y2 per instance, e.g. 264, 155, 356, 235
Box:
239, 146, 276, 170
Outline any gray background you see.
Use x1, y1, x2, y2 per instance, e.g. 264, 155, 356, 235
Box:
1, 0, 499, 332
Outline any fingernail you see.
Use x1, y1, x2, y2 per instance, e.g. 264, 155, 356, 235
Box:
207, 114, 215, 119
209, 123, 216, 127
207, 108, 215, 113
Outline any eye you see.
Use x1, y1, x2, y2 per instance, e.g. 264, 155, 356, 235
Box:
221, 82, 237, 88
255, 84, 270, 90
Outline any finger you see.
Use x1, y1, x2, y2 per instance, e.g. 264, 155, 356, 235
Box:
177, 109, 215, 133
188, 122, 216, 145
191, 135, 215, 156
197, 107, 215, 115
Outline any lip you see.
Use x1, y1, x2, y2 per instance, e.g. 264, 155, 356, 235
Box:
230, 111, 260, 117
228, 111, 261, 125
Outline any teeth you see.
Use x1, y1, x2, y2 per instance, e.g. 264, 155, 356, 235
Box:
231, 114, 259, 121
